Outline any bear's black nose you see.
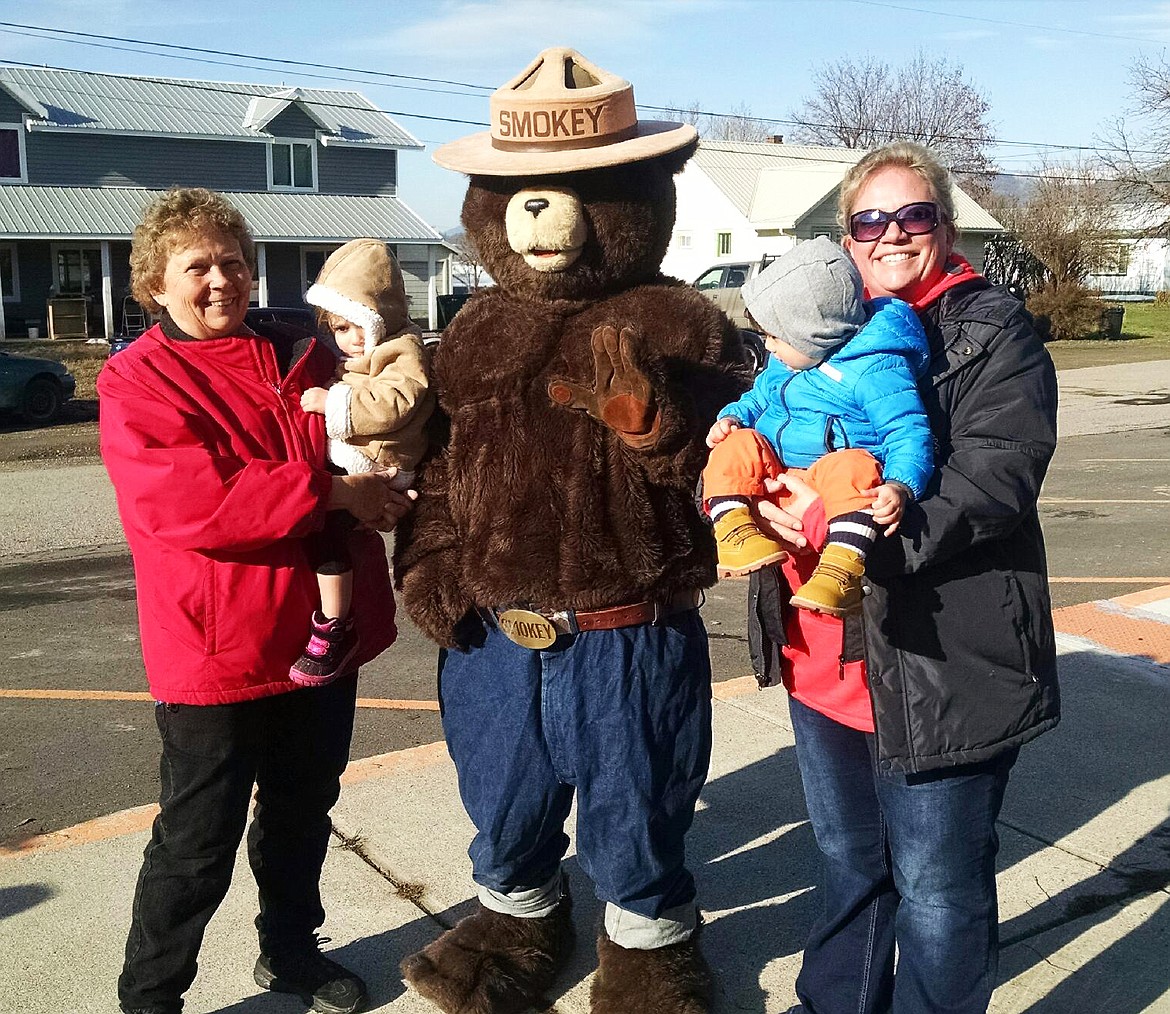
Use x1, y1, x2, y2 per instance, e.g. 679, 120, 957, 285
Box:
524, 198, 550, 216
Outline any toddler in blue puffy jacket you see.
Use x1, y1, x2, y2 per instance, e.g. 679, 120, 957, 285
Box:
702, 236, 934, 615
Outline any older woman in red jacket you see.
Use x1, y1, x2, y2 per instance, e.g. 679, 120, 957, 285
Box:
99, 188, 412, 1014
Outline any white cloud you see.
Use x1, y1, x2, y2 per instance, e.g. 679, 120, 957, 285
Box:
355, 0, 720, 68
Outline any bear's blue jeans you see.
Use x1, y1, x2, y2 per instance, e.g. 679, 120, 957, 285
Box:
789, 696, 1017, 1014
438, 609, 712, 939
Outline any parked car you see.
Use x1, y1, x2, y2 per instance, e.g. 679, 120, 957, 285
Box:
693, 257, 778, 373
107, 306, 318, 357
0, 350, 76, 425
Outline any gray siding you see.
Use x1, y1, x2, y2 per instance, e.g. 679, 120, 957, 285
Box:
22, 130, 398, 197
400, 260, 429, 324
0, 94, 25, 122
26, 132, 267, 190
5, 240, 53, 334
266, 107, 322, 140
318, 145, 397, 196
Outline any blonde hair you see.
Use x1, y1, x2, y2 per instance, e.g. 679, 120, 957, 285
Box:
837, 142, 956, 232
130, 188, 256, 312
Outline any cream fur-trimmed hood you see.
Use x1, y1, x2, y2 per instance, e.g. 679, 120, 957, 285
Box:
306, 239, 418, 356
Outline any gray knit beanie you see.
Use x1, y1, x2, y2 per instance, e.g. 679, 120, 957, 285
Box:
741, 236, 865, 363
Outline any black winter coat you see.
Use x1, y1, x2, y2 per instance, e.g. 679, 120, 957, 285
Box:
750, 279, 1060, 774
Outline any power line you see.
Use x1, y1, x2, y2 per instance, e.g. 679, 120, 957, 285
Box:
0, 18, 1149, 158
844, 0, 1170, 47
2, 26, 1168, 185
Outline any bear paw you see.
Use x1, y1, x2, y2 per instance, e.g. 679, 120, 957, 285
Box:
401, 897, 574, 1013
590, 929, 711, 1014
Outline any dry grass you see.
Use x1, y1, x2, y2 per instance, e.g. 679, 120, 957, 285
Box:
1045, 302, 1170, 371
3, 339, 109, 399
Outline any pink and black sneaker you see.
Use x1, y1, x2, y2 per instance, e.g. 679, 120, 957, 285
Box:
289, 611, 359, 687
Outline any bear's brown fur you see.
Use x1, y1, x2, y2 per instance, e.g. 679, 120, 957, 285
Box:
394, 141, 748, 646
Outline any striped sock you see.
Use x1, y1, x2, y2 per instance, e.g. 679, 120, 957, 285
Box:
826, 510, 879, 558
708, 495, 749, 522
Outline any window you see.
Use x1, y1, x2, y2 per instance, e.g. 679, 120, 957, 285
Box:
694, 267, 725, 291
300, 245, 341, 296
0, 244, 18, 301
716, 232, 732, 256
1090, 243, 1131, 276
53, 245, 102, 295
674, 231, 693, 249
0, 124, 27, 182
269, 139, 316, 190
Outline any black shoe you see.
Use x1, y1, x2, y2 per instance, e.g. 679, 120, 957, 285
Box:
122, 1007, 181, 1014
254, 940, 367, 1014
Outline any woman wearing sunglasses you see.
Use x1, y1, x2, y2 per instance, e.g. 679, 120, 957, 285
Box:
753, 142, 1060, 1014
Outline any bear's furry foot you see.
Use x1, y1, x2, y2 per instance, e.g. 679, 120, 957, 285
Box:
400, 896, 574, 1014
590, 929, 711, 1014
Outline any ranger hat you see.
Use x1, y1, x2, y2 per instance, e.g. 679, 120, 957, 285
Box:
742, 237, 866, 364
433, 47, 697, 176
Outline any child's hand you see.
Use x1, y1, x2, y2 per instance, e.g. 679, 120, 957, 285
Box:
706, 416, 740, 448
871, 482, 908, 534
300, 387, 328, 414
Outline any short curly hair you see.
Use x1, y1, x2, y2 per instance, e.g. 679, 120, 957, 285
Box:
836, 142, 956, 233
130, 188, 256, 313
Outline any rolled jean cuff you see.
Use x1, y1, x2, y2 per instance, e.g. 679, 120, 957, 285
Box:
478, 870, 562, 919
604, 901, 697, 949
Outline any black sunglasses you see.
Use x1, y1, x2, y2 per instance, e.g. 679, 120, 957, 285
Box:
848, 201, 940, 243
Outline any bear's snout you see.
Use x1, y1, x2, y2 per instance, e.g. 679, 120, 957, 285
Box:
505, 186, 588, 273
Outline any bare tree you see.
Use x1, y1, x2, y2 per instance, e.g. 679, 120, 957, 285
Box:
1098, 53, 1170, 227
446, 229, 486, 292
787, 52, 997, 185
988, 161, 1116, 338
662, 101, 777, 143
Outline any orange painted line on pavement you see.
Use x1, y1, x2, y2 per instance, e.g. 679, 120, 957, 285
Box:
1048, 577, 1170, 584
713, 675, 760, 700
1052, 595, 1170, 666
0, 689, 439, 711
1112, 585, 1170, 608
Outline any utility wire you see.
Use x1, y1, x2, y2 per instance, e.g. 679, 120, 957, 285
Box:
2, 30, 1168, 185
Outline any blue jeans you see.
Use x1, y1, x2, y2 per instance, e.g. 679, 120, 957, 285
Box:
788, 696, 1017, 1014
118, 675, 357, 1013
438, 610, 712, 924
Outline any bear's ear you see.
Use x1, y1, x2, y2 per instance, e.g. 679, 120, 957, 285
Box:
658, 137, 699, 176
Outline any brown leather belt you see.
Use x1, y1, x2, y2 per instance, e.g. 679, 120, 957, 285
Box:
486, 589, 703, 648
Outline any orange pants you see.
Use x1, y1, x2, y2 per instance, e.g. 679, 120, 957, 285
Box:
703, 428, 881, 520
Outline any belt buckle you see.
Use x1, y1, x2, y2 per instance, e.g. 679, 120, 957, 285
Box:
495, 607, 563, 649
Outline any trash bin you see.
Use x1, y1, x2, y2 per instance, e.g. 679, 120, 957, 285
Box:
1100, 305, 1125, 340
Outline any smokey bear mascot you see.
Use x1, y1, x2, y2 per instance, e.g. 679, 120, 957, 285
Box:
394, 46, 748, 1014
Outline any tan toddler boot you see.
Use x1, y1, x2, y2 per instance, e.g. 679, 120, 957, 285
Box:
713, 506, 787, 577
789, 543, 866, 616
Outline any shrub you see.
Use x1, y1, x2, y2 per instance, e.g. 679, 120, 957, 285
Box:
1156, 289, 1170, 305
1026, 285, 1108, 341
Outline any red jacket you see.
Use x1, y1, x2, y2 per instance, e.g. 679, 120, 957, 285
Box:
98, 324, 397, 705
778, 501, 873, 732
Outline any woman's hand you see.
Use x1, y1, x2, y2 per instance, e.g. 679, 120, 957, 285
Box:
301, 387, 328, 414
329, 473, 417, 528
706, 416, 740, 449
755, 473, 821, 554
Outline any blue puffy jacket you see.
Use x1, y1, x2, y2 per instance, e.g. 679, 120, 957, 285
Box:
718, 297, 934, 498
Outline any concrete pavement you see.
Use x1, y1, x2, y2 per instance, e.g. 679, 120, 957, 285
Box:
1, 360, 1168, 1013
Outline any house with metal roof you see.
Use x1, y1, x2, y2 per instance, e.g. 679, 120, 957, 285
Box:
0, 66, 451, 340
661, 138, 1004, 284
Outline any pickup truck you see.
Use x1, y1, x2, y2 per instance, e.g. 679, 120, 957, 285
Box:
693, 256, 778, 373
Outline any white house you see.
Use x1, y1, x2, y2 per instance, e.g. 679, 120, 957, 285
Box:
1086, 202, 1170, 298
662, 139, 1004, 284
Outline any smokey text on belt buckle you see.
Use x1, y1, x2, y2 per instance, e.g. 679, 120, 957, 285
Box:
496, 609, 560, 649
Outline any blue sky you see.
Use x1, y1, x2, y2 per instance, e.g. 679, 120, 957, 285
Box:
3, 0, 1169, 232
